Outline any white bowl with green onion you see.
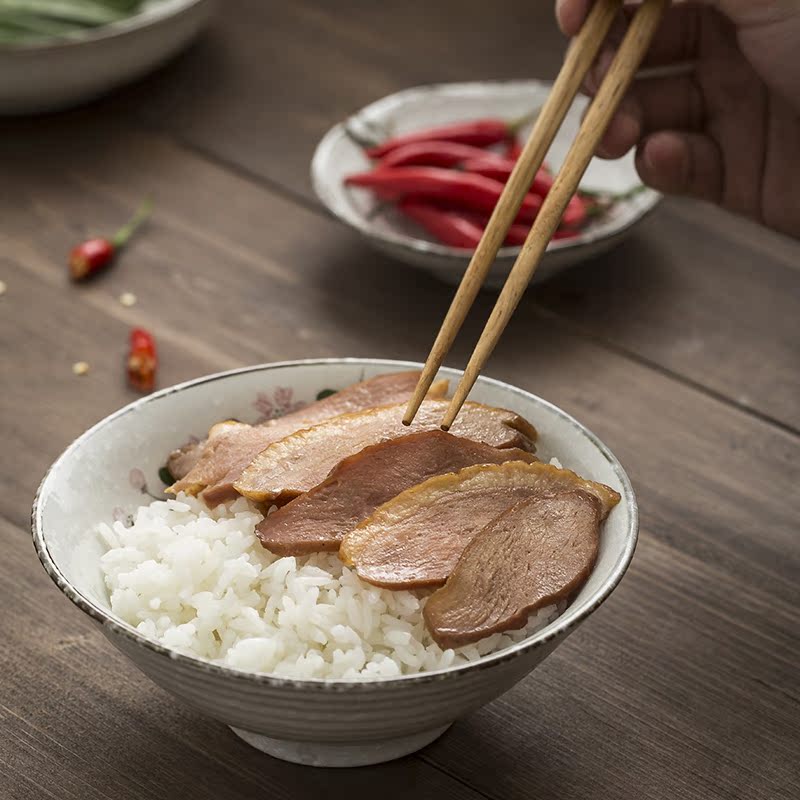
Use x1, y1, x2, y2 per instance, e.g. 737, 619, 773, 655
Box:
0, 0, 213, 115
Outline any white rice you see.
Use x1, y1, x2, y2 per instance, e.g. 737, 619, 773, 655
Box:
98, 493, 559, 681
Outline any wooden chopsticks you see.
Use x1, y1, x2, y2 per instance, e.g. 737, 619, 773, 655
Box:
403, 0, 668, 430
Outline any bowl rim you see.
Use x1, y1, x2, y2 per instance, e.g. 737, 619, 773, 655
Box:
310, 79, 661, 264
32, 357, 638, 691
0, 0, 210, 53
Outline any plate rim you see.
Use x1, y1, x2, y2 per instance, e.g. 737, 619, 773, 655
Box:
311, 78, 661, 267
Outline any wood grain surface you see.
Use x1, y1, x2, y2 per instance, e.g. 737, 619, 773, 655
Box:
1, 3, 798, 799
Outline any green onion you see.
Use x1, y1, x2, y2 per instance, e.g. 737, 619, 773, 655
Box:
0, 0, 143, 44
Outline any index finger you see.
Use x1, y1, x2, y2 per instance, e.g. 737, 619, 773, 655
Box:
556, 0, 594, 36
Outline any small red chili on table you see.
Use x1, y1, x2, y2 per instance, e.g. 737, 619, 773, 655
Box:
127, 327, 157, 393
69, 198, 153, 281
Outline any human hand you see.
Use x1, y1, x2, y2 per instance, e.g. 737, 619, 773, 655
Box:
556, 0, 800, 237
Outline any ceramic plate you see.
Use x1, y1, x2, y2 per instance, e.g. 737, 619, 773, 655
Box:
312, 80, 660, 289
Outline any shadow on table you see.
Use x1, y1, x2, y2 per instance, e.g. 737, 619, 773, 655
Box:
312, 229, 668, 368
105, 707, 479, 800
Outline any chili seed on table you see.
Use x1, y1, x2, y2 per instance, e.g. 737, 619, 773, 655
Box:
72, 361, 90, 376
119, 292, 138, 307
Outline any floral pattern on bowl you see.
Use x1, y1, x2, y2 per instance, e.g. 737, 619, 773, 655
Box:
123, 384, 347, 515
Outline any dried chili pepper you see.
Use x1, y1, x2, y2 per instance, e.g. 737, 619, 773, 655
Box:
365, 111, 538, 159
127, 326, 157, 393
69, 199, 152, 281
345, 167, 542, 223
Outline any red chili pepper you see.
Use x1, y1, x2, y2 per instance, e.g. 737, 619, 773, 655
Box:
366, 121, 508, 159
560, 193, 587, 229
504, 139, 524, 160
377, 141, 505, 169
492, 222, 582, 246
398, 203, 548, 250
445, 210, 534, 247
345, 167, 542, 223
69, 199, 153, 281
399, 200, 484, 249
502, 201, 586, 244
502, 222, 531, 247
461, 158, 554, 197
127, 327, 157, 393
365, 110, 538, 159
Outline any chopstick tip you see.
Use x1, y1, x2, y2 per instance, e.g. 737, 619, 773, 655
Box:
440, 423, 451, 432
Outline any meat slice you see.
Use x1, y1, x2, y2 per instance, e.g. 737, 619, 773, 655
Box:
166, 441, 203, 482
339, 461, 618, 590
166, 419, 241, 481
423, 490, 601, 648
234, 400, 537, 505
201, 374, 451, 507
256, 431, 538, 556
167, 371, 447, 497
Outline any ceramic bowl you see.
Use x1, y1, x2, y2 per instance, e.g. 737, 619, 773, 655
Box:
312, 80, 660, 289
0, 0, 214, 115
32, 358, 637, 768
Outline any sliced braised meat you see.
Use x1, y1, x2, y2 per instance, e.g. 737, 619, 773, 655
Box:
166, 421, 251, 495
201, 375, 451, 507
166, 419, 241, 481
256, 431, 538, 555
339, 461, 618, 590
423, 490, 601, 648
166, 441, 203, 482
234, 400, 538, 505
168, 423, 272, 497
167, 371, 446, 497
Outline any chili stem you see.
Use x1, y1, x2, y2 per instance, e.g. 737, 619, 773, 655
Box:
343, 121, 381, 150
111, 197, 153, 249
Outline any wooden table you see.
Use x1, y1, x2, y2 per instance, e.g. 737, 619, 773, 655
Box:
1, 4, 798, 798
